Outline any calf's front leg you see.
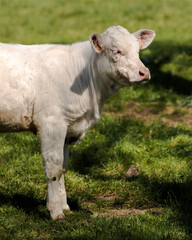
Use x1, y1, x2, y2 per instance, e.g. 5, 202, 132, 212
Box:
39, 121, 68, 220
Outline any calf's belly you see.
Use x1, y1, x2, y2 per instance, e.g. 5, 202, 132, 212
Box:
0, 110, 34, 133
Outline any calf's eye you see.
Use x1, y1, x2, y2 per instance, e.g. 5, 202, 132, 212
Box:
112, 49, 122, 55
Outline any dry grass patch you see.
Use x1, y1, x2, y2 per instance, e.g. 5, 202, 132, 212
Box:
106, 100, 192, 127
94, 207, 162, 218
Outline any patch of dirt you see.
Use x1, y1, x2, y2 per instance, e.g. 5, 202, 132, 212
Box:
98, 195, 116, 202
94, 207, 162, 218
106, 101, 192, 127
160, 106, 192, 126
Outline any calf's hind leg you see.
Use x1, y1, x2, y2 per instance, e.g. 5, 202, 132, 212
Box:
58, 144, 70, 212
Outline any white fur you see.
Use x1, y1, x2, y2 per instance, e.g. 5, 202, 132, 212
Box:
0, 26, 155, 219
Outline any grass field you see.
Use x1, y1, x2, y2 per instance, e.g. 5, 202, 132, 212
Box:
0, 0, 192, 239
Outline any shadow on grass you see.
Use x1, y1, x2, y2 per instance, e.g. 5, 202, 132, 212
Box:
138, 175, 192, 235
69, 117, 142, 174
70, 117, 192, 234
70, 117, 192, 174
134, 41, 192, 233
142, 41, 192, 95
0, 191, 93, 219
0, 192, 48, 219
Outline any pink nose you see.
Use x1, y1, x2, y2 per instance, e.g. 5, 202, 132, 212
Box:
139, 67, 150, 81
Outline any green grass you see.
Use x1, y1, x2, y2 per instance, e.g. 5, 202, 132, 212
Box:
1, 0, 192, 239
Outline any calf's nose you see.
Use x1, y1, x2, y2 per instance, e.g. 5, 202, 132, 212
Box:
139, 67, 150, 81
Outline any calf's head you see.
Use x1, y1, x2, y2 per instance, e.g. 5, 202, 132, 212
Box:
89, 25, 155, 86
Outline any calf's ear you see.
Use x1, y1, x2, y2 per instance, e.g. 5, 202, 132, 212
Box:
132, 29, 155, 50
89, 33, 103, 53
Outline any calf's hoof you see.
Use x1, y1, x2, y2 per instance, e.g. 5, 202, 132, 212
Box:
50, 211, 65, 220
63, 204, 71, 212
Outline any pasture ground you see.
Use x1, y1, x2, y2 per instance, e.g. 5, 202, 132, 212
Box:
0, 0, 192, 239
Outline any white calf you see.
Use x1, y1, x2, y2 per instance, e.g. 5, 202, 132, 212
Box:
0, 25, 155, 219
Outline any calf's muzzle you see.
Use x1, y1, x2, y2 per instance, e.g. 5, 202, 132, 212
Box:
139, 67, 150, 81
